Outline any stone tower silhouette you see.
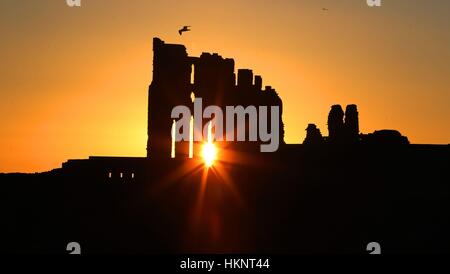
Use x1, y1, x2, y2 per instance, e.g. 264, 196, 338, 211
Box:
327, 105, 344, 143
147, 38, 192, 158
344, 104, 359, 143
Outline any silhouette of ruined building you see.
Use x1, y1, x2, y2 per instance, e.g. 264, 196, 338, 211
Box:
304, 104, 409, 146
147, 38, 284, 158
303, 124, 323, 145
59, 39, 411, 183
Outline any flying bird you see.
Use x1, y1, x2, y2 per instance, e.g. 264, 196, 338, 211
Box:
178, 26, 191, 35
322, 8, 329, 11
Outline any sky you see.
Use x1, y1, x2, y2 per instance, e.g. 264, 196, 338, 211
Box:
0, 0, 449, 172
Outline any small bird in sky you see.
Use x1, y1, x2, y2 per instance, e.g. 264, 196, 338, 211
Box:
179, 26, 191, 35
322, 8, 329, 11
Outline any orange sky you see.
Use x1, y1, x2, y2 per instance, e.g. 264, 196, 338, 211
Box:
1, 0, 449, 172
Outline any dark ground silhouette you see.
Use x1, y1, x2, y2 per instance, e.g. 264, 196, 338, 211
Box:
1, 144, 448, 254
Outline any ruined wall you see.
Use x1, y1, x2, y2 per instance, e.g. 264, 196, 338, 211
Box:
147, 38, 284, 158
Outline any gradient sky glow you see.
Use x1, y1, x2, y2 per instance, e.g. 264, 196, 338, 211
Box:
1, 0, 449, 172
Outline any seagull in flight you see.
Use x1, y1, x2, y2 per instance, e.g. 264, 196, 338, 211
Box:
179, 26, 191, 35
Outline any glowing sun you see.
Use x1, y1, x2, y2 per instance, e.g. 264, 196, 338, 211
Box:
202, 143, 217, 167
